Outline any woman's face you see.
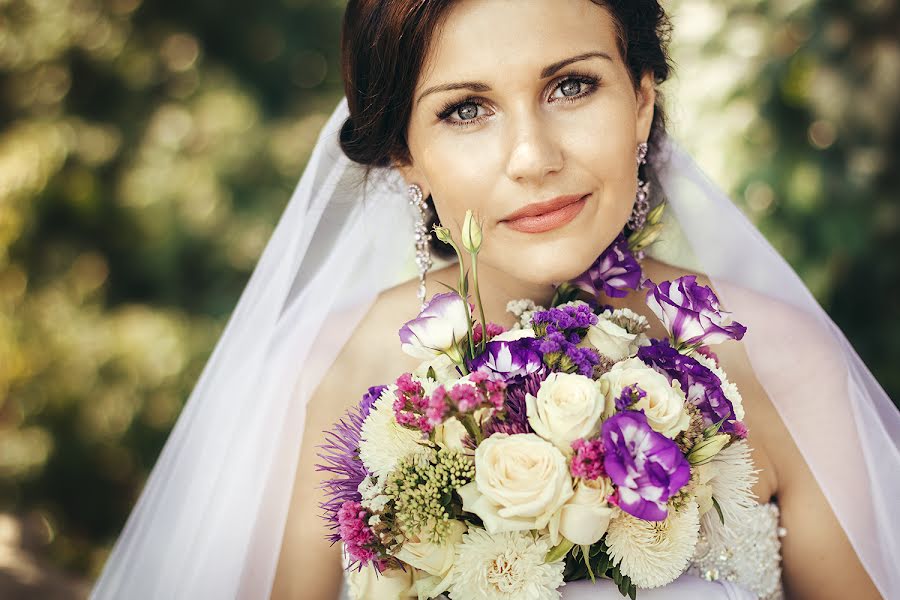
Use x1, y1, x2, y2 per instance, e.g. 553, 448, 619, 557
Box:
402, 0, 656, 286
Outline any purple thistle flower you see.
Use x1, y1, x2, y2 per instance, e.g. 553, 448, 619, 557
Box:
360, 385, 386, 418
570, 234, 643, 299
602, 410, 691, 521
484, 371, 543, 437
570, 437, 606, 480
637, 338, 738, 433
316, 401, 370, 545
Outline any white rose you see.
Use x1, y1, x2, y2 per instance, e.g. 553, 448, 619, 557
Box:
457, 434, 573, 534
394, 520, 466, 577
599, 357, 690, 438
434, 417, 469, 452
585, 318, 640, 362
558, 478, 616, 546
526, 372, 605, 451
346, 565, 416, 600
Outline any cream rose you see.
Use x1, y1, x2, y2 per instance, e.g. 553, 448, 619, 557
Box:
394, 520, 466, 578
346, 565, 416, 600
558, 478, 616, 546
433, 417, 468, 452
525, 372, 605, 451
457, 433, 573, 534
599, 357, 690, 438
585, 318, 640, 362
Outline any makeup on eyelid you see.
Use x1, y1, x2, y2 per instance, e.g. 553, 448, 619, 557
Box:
434, 73, 601, 126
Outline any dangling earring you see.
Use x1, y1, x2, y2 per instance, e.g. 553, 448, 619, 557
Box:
409, 183, 432, 308
627, 141, 650, 232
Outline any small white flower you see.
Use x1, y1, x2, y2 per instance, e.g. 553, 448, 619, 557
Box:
358, 474, 390, 513
358, 386, 428, 478
693, 353, 745, 420
447, 529, 565, 600
506, 298, 545, 330
599, 357, 690, 438
606, 501, 701, 589
526, 372, 605, 451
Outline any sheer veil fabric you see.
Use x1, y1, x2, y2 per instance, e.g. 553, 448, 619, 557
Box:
90, 98, 899, 599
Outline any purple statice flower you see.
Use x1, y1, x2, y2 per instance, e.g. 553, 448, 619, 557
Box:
570, 437, 606, 480
360, 385, 386, 418
615, 384, 647, 411
469, 337, 545, 380
570, 233, 643, 299
393, 373, 433, 433
638, 338, 737, 433
317, 401, 370, 544
537, 331, 600, 377
531, 302, 598, 335
602, 410, 691, 521
484, 371, 542, 437
337, 500, 380, 568
644, 276, 747, 349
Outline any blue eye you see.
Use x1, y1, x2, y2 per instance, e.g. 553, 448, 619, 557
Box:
437, 75, 599, 127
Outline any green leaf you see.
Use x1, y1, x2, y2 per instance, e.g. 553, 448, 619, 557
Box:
426, 366, 436, 380
712, 496, 726, 525
545, 538, 575, 563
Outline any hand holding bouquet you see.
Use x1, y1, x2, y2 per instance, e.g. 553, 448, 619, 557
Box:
318, 210, 754, 600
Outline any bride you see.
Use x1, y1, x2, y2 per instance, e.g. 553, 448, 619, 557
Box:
91, 1, 898, 599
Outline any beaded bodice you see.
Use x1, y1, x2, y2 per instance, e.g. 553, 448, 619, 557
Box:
687, 502, 785, 599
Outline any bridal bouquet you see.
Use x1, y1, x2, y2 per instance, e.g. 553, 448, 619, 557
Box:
318, 210, 756, 600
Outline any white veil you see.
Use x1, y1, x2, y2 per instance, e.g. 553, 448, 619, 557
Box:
90, 98, 899, 599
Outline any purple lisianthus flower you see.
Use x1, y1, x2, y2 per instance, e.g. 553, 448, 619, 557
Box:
398, 291, 469, 359
638, 338, 737, 433
644, 276, 746, 348
469, 337, 545, 380
602, 410, 691, 521
570, 234, 643, 299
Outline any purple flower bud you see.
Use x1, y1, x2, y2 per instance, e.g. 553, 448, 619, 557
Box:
602, 411, 691, 521
644, 276, 746, 348
570, 234, 643, 299
398, 292, 469, 359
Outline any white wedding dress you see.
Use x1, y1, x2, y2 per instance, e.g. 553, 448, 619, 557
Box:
339, 501, 784, 600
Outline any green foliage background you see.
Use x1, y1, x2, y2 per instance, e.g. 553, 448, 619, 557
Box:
0, 0, 896, 584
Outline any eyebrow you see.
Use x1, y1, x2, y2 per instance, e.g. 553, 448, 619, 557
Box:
415, 51, 614, 105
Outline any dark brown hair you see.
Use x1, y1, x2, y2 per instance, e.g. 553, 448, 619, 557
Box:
339, 0, 673, 255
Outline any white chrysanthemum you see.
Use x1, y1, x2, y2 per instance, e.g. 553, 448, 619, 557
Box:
701, 440, 758, 546
447, 529, 565, 600
606, 501, 701, 589
359, 386, 428, 478
693, 353, 745, 420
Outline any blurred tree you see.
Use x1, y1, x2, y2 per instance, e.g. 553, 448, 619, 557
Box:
0, 0, 896, 585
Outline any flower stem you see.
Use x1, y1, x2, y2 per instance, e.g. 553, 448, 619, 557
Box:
471, 252, 488, 353
460, 413, 484, 446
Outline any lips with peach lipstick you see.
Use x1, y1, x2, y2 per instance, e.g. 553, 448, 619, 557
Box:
500, 193, 590, 234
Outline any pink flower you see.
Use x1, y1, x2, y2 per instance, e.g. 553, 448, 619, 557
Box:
337, 501, 379, 568
570, 437, 606, 480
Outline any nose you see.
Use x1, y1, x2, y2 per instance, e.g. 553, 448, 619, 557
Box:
504, 111, 564, 184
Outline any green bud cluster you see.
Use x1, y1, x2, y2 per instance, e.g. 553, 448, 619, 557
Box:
384, 449, 475, 544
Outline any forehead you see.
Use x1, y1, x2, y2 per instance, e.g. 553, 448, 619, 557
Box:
419, 0, 621, 87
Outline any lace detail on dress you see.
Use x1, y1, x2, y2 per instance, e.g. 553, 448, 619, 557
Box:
687, 502, 785, 599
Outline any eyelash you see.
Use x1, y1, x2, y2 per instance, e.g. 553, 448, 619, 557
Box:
436, 73, 601, 128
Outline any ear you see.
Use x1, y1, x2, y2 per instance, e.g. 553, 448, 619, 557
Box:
635, 71, 657, 142
394, 160, 431, 198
